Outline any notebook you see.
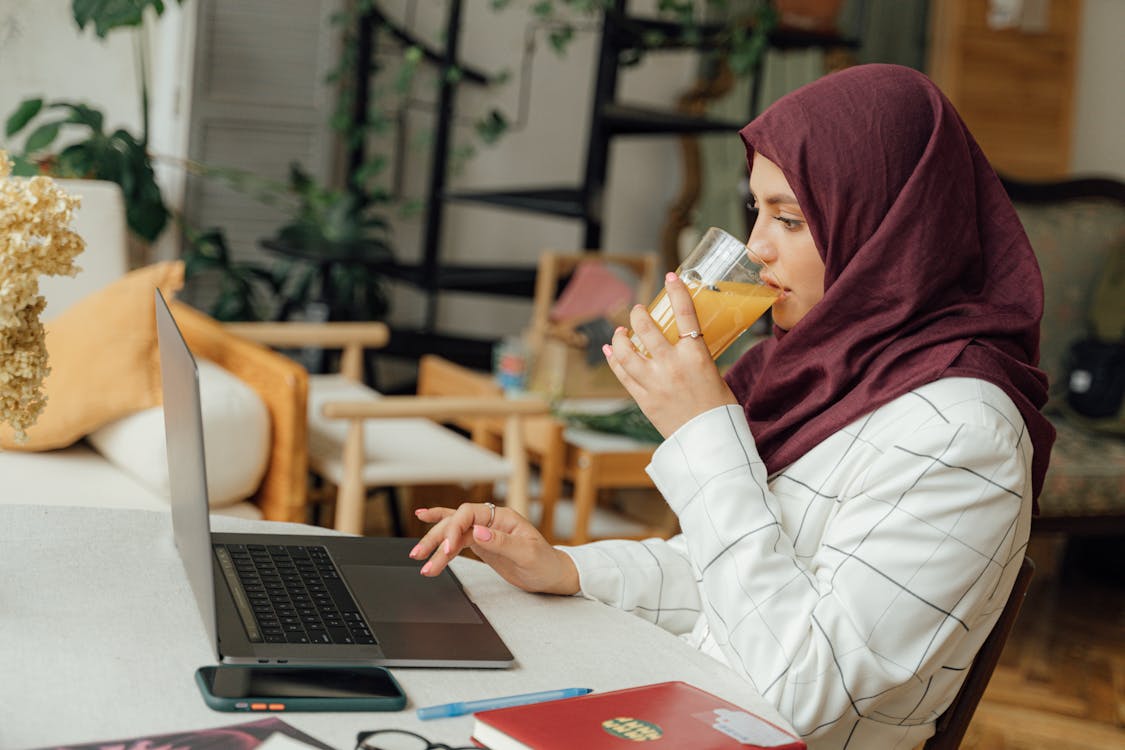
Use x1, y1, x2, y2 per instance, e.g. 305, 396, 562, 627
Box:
472, 681, 806, 750
155, 289, 513, 668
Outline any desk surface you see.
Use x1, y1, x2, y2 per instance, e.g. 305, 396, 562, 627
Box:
1, 505, 791, 749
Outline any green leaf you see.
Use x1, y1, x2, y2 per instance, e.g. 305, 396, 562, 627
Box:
354, 156, 387, 184
5, 98, 43, 138
23, 122, 62, 154
72, 0, 184, 38
56, 142, 97, 177
548, 25, 575, 56
474, 110, 509, 145
560, 403, 663, 443
54, 101, 105, 131
9, 155, 39, 176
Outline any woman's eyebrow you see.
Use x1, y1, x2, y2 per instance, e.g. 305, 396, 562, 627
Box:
747, 189, 800, 208
760, 192, 800, 207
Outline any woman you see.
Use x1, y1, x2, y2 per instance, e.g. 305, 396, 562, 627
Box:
410, 64, 1054, 749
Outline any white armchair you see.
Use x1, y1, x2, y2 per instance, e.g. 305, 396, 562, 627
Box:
224, 321, 552, 535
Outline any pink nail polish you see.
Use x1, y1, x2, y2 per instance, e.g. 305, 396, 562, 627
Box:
408, 544, 422, 558
442, 539, 451, 556
420, 562, 432, 575
473, 525, 493, 542
602, 344, 612, 358
666, 272, 677, 283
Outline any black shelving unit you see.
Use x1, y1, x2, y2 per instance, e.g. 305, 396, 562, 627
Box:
367, 1, 859, 372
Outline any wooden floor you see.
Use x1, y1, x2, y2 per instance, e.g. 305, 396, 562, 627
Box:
960, 536, 1125, 749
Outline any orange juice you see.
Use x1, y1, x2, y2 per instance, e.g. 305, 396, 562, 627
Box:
643, 280, 779, 358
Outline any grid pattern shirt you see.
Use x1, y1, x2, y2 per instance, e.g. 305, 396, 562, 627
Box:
561, 377, 1033, 750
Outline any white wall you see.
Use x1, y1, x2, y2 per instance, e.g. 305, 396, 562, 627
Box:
0, 1, 141, 137
1070, 0, 1125, 180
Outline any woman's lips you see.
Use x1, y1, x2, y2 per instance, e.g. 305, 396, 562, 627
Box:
761, 273, 788, 295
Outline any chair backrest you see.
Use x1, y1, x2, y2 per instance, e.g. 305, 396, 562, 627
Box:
527, 251, 658, 398
416, 353, 561, 454
924, 555, 1036, 750
529, 251, 659, 342
40, 179, 130, 320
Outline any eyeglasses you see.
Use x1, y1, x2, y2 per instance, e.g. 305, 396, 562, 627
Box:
355, 729, 478, 750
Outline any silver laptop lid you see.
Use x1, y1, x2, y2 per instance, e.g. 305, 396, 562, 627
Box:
154, 289, 221, 661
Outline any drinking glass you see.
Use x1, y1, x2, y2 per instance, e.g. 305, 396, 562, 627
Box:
631, 226, 779, 359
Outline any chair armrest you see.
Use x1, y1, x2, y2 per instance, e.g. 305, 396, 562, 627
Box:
321, 395, 549, 421
170, 302, 309, 522
225, 321, 390, 381
320, 393, 551, 525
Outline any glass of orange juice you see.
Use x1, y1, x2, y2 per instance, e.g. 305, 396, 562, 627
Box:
631, 227, 779, 359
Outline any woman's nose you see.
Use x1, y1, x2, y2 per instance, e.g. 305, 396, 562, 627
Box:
746, 233, 776, 264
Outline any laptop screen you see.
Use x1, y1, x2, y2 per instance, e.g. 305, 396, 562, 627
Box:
154, 289, 221, 661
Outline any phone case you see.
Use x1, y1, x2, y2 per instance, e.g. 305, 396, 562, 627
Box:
194, 666, 407, 712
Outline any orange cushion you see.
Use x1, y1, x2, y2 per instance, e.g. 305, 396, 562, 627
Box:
0, 261, 184, 450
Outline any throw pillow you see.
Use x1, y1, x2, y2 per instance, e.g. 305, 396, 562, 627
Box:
87, 360, 271, 507
0, 261, 184, 450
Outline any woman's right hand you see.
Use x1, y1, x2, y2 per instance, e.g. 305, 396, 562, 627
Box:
410, 503, 580, 596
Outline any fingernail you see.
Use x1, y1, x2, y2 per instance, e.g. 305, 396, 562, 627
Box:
442, 539, 451, 556
420, 562, 432, 575
614, 326, 626, 334
473, 525, 493, 542
408, 544, 422, 558
414, 508, 426, 516
666, 272, 677, 283
633, 304, 644, 311
602, 344, 612, 359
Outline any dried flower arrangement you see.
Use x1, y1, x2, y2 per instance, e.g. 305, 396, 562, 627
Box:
0, 150, 85, 441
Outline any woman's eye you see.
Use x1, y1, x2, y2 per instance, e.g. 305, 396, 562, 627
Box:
774, 216, 804, 231
745, 201, 759, 214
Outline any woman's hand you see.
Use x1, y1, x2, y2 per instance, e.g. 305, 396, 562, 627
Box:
410, 503, 580, 596
605, 272, 738, 437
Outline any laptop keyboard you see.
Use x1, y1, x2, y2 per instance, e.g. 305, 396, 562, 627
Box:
214, 543, 376, 646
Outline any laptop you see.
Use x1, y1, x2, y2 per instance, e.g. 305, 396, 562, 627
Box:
154, 289, 513, 668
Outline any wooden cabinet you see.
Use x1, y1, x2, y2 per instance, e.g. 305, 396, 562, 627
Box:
928, 0, 1083, 179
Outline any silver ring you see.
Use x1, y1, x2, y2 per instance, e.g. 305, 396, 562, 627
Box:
484, 502, 496, 528
678, 330, 702, 340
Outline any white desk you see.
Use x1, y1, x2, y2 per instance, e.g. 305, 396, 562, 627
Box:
0, 505, 792, 749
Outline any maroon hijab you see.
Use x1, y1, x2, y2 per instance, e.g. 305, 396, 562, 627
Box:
724, 64, 1054, 502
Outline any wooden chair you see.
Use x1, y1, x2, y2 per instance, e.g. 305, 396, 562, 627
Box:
923, 556, 1036, 750
224, 323, 550, 535
527, 250, 659, 398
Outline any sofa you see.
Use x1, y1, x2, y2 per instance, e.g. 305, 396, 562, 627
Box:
1004, 175, 1125, 535
0, 179, 309, 522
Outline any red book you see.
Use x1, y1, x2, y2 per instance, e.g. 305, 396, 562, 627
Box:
471, 681, 805, 750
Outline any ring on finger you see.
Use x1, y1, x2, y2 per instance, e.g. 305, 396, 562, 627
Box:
484, 502, 496, 528
678, 330, 702, 340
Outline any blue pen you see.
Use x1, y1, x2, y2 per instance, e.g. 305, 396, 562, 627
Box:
416, 687, 592, 720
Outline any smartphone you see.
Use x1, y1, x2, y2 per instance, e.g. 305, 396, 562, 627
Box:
194, 665, 406, 712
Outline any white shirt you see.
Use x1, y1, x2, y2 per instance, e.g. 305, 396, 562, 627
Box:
561, 377, 1033, 750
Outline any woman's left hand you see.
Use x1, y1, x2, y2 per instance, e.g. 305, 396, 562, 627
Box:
604, 272, 738, 437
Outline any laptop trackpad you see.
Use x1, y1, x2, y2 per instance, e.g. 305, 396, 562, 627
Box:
342, 565, 483, 624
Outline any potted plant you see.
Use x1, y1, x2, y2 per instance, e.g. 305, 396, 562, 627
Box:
2, 0, 184, 249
